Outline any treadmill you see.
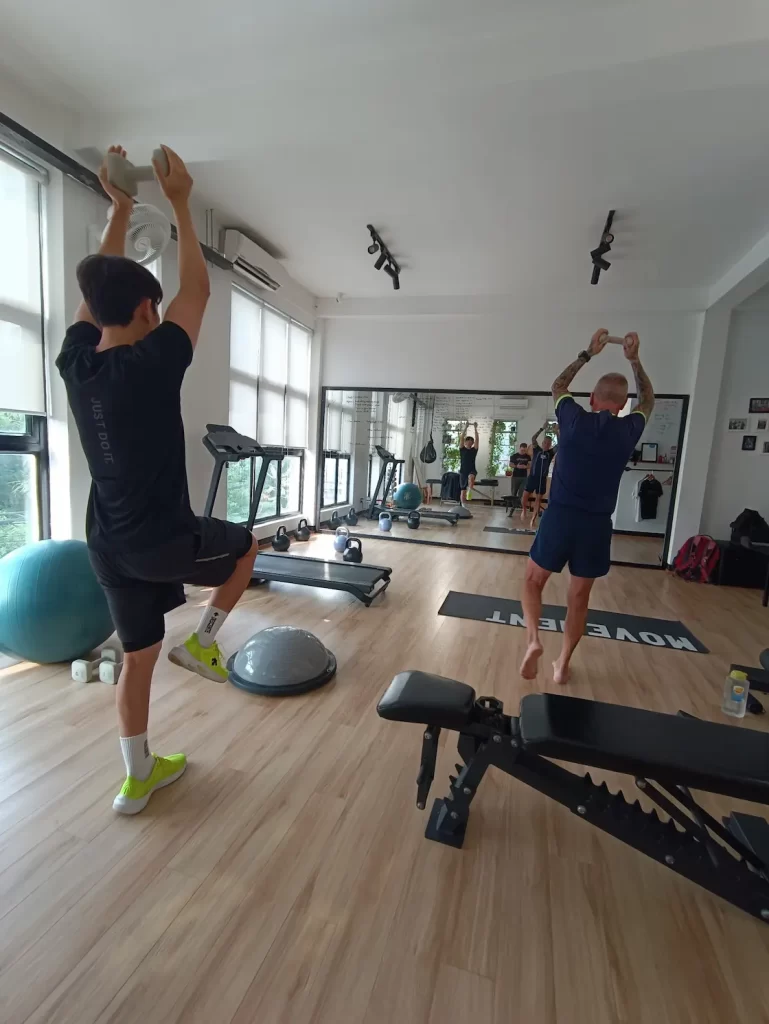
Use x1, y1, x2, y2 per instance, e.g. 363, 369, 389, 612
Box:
203, 424, 392, 606
367, 446, 458, 525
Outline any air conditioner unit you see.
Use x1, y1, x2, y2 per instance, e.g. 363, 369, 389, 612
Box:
495, 398, 530, 411
220, 229, 281, 292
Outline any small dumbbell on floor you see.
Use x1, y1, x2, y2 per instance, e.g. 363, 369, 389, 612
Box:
71, 647, 124, 685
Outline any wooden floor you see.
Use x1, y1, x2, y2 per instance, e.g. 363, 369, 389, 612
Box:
1, 535, 768, 1024
350, 503, 665, 565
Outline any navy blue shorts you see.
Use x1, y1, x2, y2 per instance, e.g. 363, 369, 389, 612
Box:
459, 472, 476, 489
524, 474, 548, 496
529, 503, 613, 579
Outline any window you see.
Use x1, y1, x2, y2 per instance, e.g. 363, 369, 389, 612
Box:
0, 413, 48, 558
1, 148, 48, 556
441, 419, 464, 473
322, 390, 353, 508
322, 452, 350, 507
228, 287, 312, 522
486, 419, 518, 476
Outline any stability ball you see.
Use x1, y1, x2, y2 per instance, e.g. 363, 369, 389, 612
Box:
0, 540, 114, 663
393, 482, 422, 510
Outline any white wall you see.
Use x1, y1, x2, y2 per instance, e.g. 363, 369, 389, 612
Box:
321, 309, 699, 395
701, 306, 769, 537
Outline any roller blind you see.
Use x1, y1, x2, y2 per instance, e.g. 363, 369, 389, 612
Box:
229, 286, 312, 448
324, 390, 354, 453
1, 156, 45, 415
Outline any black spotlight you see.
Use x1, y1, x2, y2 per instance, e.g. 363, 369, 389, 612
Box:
590, 210, 615, 285
384, 263, 400, 290
367, 242, 379, 255
375, 251, 387, 270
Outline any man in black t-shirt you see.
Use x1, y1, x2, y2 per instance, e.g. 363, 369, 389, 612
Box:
56, 145, 256, 815
458, 421, 479, 506
507, 442, 531, 515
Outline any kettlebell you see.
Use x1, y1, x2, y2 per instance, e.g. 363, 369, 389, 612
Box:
272, 525, 290, 552
330, 510, 341, 528
379, 511, 393, 532
407, 511, 421, 530
333, 525, 350, 552
343, 537, 363, 564
345, 506, 359, 526
296, 518, 311, 541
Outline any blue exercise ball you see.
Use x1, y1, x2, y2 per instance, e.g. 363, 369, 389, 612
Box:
393, 482, 422, 510
0, 540, 114, 663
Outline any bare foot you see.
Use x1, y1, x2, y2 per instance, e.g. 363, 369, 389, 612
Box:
552, 660, 570, 685
520, 642, 543, 679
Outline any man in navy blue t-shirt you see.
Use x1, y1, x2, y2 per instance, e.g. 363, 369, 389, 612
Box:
520, 330, 655, 684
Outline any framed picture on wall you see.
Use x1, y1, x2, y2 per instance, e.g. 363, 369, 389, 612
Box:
641, 442, 658, 463
762, 441, 769, 455
729, 418, 748, 430
755, 417, 769, 432
742, 435, 757, 451
749, 398, 769, 414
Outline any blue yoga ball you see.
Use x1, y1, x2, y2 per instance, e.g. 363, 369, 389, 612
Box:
393, 482, 422, 510
0, 540, 114, 663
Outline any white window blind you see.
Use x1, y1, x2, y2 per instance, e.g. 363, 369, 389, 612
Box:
1, 154, 45, 415
325, 390, 354, 453
229, 287, 312, 448
386, 395, 408, 458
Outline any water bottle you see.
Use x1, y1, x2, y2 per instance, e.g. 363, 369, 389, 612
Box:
722, 669, 749, 718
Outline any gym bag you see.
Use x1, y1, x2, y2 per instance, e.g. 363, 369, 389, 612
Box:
671, 535, 720, 584
420, 434, 437, 463
730, 508, 769, 546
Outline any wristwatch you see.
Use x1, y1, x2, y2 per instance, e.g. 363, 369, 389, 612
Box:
578, 349, 591, 362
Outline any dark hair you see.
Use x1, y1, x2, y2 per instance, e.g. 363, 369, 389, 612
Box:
76, 254, 163, 327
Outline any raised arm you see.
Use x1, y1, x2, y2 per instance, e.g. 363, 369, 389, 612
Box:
471, 421, 478, 446
551, 328, 610, 402
156, 146, 210, 348
531, 421, 547, 447
459, 421, 468, 445
73, 145, 134, 326
623, 333, 655, 419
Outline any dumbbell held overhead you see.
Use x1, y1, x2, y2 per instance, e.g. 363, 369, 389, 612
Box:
106, 147, 170, 198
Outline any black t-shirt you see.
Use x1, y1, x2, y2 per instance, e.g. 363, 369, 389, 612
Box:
55, 321, 196, 553
459, 445, 477, 475
638, 477, 663, 520
510, 452, 531, 477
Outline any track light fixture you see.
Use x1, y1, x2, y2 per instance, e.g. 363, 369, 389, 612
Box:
590, 209, 615, 285
366, 224, 402, 290
384, 262, 400, 290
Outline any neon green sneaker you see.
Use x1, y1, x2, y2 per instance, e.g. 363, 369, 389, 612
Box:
168, 634, 229, 683
113, 753, 187, 815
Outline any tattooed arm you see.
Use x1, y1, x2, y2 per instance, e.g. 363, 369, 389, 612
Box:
551, 329, 609, 402
623, 333, 655, 418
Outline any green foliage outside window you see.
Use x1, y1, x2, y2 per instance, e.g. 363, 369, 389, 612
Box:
486, 420, 518, 477
441, 419, 463, 473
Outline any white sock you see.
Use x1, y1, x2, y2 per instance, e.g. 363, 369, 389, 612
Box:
195, 605, 228, 646
120, 733, 154, 781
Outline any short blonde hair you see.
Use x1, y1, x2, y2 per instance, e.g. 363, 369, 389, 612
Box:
594, 372, 628, 409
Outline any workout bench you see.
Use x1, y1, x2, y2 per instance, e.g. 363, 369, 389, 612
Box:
378, 672, 769, 923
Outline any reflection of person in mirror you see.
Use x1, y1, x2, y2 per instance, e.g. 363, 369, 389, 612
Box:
458, 421, 478, 506
520, 423, 555, 526
520, 330, 655, 686
508, 442, 531, 514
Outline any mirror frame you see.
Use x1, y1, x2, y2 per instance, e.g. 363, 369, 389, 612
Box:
316, 387, 689, 569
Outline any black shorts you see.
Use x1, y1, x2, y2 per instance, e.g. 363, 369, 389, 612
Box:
459, 471, 476, 489
524, 474, 548, 496
89, 517, 254, 653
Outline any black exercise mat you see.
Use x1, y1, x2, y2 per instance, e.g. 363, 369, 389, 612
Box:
484, 526, 535, 536
438, 591, 708, 654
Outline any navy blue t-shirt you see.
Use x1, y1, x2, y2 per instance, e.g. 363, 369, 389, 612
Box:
551, 395, 646, 516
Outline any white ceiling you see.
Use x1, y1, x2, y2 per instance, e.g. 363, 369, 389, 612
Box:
5, 0, 769, 299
